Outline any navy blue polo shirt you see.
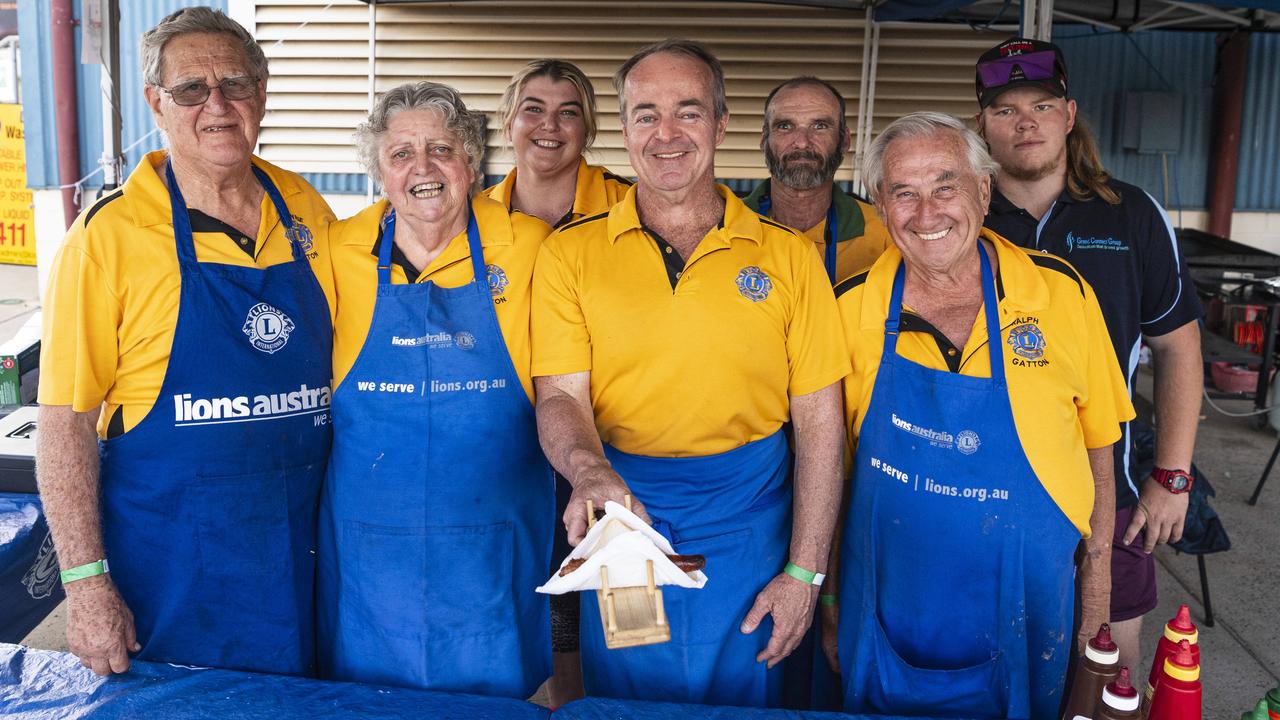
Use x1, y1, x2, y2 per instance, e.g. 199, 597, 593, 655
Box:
985, 178, 1202, 508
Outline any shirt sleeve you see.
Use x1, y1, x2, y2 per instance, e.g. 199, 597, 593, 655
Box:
1135, 189, 1202, 337
530, 235, 592, 377
36, 234, 122, 413
1078, 278, 1138, 449
785, 239, 851, 396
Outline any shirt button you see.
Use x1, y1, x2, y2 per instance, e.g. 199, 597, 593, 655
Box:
239, 238, 249, 245
947, 348, 957, 357
664, 246, 673, 254
675, 271, 682, 278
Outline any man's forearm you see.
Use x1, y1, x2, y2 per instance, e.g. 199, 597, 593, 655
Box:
1081, 445, 1115, 618
533, 375, 611, 488
36, 405, 106, 571
1147, 322, 1202, 470
787, 383, 845, 573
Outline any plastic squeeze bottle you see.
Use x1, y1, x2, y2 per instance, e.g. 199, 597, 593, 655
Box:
1092, 667, 1140, 720
1145, 604, 1199, 704
1062, 623, 1120, 719
1146, 640, 1202, 720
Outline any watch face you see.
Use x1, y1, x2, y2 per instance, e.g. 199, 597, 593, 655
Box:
1171, 475, 1189, 491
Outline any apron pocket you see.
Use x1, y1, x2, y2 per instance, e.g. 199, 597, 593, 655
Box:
190, 466, 310, 635
868, 613, 1007, 717
670, 526, 756, 646
423, 522, 516, 636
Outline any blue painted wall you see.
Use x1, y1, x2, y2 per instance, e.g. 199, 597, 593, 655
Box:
15, 8, 1280, 211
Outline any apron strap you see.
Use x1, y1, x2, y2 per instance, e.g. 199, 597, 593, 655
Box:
464, 209, 485, 284
823, 204, 838, 284
376, 210, 396, 286
251, 164, 305, 263
163, 160, 198, 266
884, 240, 1003, 379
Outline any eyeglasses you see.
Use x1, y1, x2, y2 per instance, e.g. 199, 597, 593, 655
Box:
975, 51, 1059, 91
159, 76, 259, 106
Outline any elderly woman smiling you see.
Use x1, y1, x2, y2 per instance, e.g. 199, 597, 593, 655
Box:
830, 112, 1135, 719
317, 81, 554, 697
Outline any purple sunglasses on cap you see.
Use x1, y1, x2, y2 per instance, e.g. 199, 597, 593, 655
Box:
976, 50, 1059, 90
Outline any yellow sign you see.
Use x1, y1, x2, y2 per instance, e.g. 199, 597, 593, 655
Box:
0, 103, 33, 266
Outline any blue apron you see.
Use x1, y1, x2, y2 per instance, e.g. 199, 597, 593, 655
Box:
317, 210, 553, 697
98, 161, 332, 675
756, 198, 838, 284
838, 245, 1081, 719
581, 430, 792, 708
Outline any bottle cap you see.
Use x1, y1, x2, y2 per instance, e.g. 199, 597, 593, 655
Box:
1102, 667, 1140, 711
1085, 623, 1120, 664
1163, 639, 1200, 682
1164, 604, 1199, 644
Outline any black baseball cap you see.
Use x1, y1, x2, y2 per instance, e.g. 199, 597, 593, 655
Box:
975, 37, 1068, 108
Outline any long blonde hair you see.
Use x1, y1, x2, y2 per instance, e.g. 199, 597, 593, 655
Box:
1064, 116, 1120, 205
497, 59, 598, 148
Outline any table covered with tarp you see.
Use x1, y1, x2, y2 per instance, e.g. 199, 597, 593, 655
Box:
1, 643, 972, 719
0, 494, 63, 643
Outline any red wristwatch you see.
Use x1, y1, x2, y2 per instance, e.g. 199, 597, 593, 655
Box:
1151, 467, 1194, 494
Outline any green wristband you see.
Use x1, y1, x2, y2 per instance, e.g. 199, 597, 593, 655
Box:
783, 561, 826, 586
60, 559, 109, 584
818, 594, 839, 607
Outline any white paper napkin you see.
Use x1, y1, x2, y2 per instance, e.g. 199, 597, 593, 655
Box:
536, 500, 708, 594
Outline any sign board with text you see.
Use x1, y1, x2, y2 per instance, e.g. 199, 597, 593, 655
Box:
0, 103, 33, 266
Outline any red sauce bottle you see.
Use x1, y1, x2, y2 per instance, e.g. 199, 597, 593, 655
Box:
1145, 604, 1199, 707
1147, 640, 1202, 720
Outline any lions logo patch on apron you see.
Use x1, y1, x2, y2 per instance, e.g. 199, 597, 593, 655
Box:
243, 303, 296, 354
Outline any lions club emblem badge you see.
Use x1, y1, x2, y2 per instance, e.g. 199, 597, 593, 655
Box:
956, 430, 981, 455
455, 331, 476, 350
285, 215, 314, 254
486, 263, 509, 297
243, 303, 296, 354
1007, 323, 1046, 360
736, 266, 772, 302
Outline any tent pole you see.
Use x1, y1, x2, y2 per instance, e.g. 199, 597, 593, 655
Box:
366, 1, 377, 203
852, 5, 873, 193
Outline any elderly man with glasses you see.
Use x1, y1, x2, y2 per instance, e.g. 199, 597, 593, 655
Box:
36, 7, 336, 677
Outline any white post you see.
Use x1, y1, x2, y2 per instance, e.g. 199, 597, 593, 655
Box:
1021, 0, 1054, 40
366, 1, 377, 203
98, 0, 122, 190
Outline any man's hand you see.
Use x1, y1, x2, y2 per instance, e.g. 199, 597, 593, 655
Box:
740, 572, 817, 668
563, 469, 649, 546
64, 576, 140, 676
819, 603, 839, 673
1123, 477, 1190, 553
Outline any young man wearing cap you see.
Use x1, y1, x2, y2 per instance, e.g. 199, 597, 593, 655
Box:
975, 37, 1203, 671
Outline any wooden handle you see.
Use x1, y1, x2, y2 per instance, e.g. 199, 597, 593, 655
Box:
586, 499, 596, 529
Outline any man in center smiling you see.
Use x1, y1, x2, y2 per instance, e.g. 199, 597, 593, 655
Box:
531, 39, 848, 708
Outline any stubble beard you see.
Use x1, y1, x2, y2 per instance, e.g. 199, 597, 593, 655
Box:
766, 143, 843, 191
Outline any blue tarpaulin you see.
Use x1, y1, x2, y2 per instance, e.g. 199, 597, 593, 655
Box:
555, 697, 970, 720
0, 494, 63, 643
0, 643, 550, 719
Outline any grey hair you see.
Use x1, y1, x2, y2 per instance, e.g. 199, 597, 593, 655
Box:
141, 7, 267, 86
613, 39, 728, 121
354, 81, 486, 188
863, 111, 1000, 201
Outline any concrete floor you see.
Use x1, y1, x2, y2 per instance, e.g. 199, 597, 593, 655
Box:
4, 261, 1278, 715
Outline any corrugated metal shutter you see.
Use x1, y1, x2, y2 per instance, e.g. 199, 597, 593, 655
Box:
251, 0, 1001, 184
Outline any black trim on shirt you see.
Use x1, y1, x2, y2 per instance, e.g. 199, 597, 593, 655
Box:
834, 270, 869, 299
106, 406, 124, 440
759, 217, 798, 235
553, 209, 576, 229
558, 211, 609, 233
900, 312, 964, 373
643, 226, 686, 292
602, 171, 634, 186
1028, 253, 1085, 297
189, 209, 256, 259
84, 190, 124, 228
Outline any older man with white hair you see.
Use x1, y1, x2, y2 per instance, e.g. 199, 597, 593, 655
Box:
830, 112, 1133, 719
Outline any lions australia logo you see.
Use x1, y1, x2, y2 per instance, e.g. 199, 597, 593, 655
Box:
285, 215, 314, 254
736, 266, 772, 302
486, 263, 509, 298
21, 531, 59, 599
956, 430, 981, 456
243, 303, 296, 354
1007, 321, 1047, 366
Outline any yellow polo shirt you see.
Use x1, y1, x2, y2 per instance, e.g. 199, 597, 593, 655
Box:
38, 151, 336, 438
532, 183, 850, 457
836, 230, 1135, 535
803, 198, 893, 281
484, 159, 632, 233
329, 194, 545, 402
